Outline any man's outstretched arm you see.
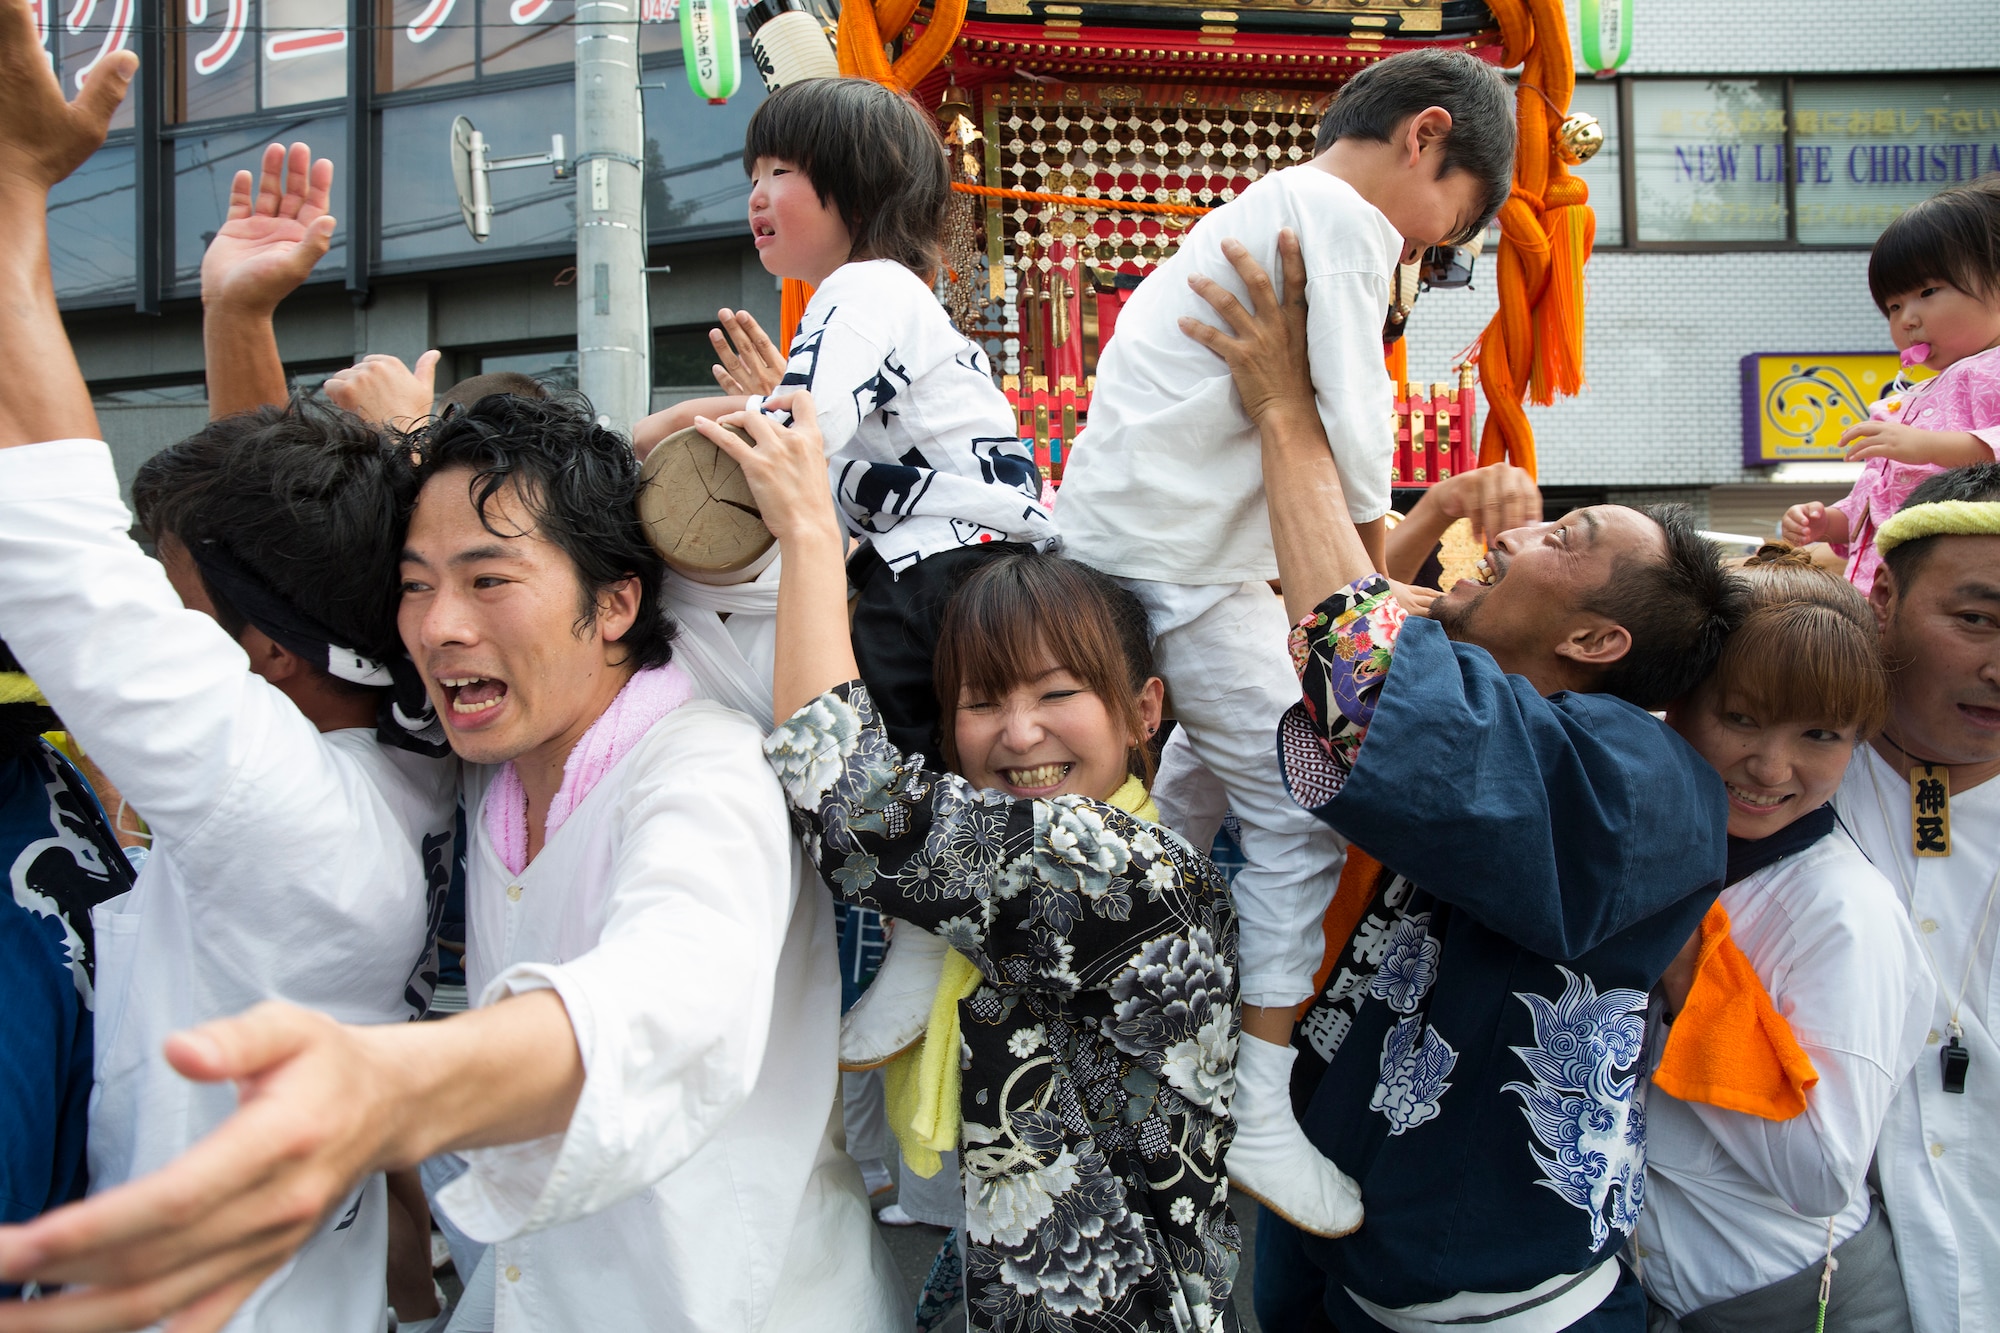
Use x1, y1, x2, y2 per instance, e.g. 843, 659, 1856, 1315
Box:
0, 0, 135, 450
0, 996, 584, 1333
200, 141, 338, 418
1179, 230, 1376, 624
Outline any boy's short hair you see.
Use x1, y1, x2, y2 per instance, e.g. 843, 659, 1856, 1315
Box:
743, 77, 948, 277
1317, 49, 1515, 244
1867, 175, 2000, 313
133, 396, 416, 675
438, 371, 550, 414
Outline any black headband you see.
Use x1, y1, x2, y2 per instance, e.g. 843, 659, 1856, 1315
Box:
191, 540, 448, 757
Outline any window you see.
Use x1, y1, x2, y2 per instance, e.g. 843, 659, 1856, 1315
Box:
39, 0, 137, 132
174, 115, 348, 293
176, 0, 349, 121
49, 142, 136, 303
478, 344, 579, 388
1630, 79, 1788, 243
380, 0, 479, 91
1568, 77, 1622, 246
1793, 79, 2000, 245
378, 81, 575, 264
1602, 73, 2000, 248
653, 325, 715, 387
642, 58, 766, 239
375, 0, 679, 89
261, 0, 352, 109
477, 0, 573, 76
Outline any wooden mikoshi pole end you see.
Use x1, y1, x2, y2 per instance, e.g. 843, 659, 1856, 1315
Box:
635, 423, 776, 583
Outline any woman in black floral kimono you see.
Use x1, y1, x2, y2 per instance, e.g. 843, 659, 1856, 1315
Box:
694, 395, 1242, 1332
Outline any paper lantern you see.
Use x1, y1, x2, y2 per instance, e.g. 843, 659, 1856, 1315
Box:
680, 0, 741, 103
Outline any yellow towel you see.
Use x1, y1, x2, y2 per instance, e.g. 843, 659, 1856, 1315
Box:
1654, 903, 1819, 1121
884, 948, 982, 1178
0, 672, 48, 706
884, 772, 1158, 1177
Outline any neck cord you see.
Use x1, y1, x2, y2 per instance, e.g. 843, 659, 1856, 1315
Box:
1877, 731, 2000, 788
1868, 753, 2000, 1043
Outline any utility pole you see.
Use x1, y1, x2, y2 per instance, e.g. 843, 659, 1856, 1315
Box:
574, 0, 650, 432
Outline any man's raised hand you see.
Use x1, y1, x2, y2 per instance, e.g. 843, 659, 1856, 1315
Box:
1180, 229, 1314, 428
1433, 461, 1541, 546
325, 351, 441, 432
0, 0, 134, 196
200, 143, 337, 316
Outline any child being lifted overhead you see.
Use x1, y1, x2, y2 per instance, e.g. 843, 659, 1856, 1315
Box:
637, 77, 1055, 761
1055, 48, 1515, 1237
1782, 176, 2000, 595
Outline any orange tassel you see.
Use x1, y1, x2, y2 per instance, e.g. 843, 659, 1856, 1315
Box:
1533, 174, 1592, 402
1384, 337, 1408, 386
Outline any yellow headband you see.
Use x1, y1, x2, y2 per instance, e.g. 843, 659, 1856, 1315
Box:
1875, 500, 2000, 555
0, 672, 48, 707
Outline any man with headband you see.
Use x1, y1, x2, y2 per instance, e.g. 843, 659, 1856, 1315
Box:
1834, 464, 2000, 1333
0, 31, 454, 1331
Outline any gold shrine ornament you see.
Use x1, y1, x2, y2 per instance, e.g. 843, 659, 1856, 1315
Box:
1557, 112, 1605, 165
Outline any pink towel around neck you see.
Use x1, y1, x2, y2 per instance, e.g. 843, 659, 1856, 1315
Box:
484, 662, 696, 875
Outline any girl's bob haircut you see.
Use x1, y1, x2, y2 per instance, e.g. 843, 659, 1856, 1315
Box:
1867, 174, 2000, 314
1700, 545, 1888, 737
743, 77, 949, 279
933, 554, 1159, 783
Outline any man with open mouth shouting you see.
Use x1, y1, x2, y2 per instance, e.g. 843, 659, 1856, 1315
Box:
1181, 231, 1745, 1333
0, 11, 901, 1327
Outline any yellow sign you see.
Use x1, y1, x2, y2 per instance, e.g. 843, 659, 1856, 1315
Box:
1740, 352, 1933, 465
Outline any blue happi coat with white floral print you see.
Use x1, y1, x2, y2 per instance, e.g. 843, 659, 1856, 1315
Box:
1275, 577, 1726, 1316
767, 682, 1241, 1333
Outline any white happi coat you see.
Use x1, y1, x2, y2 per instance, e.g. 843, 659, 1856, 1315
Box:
1837, 747, 2000, 1333
0, 440, 457, 1333
438, 699, 905, 1332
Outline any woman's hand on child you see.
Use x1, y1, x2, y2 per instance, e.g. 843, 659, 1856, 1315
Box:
1840, 419, 1994, 468
1180, 230, 1314, 429
709, 308, 788, 397
695, 392, 842, 545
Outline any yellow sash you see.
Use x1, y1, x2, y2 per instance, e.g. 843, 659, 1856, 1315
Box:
884, 773, 1157, 1176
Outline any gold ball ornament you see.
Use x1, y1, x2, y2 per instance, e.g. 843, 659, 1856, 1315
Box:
1557, 112, 1605, 166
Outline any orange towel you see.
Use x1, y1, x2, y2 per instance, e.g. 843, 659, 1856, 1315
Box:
1653, 903, 1818, 1121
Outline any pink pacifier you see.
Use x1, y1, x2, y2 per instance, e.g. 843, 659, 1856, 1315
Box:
1901, 342, 1931, 367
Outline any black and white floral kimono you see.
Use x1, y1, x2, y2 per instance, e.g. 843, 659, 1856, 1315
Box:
766, 681, 1241, 1333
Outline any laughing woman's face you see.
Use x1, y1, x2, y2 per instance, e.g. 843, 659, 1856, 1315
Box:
1668, 690, 1859, 840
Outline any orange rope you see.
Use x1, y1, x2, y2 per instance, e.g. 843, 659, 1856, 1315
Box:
1475, 0, 1594, 477
950, 182, 1213, 217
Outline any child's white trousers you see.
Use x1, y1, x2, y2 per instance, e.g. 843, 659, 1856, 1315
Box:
1123, 577, 1348, 1008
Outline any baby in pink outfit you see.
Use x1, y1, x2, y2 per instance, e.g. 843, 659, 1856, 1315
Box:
1784, 178, 2000, 594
